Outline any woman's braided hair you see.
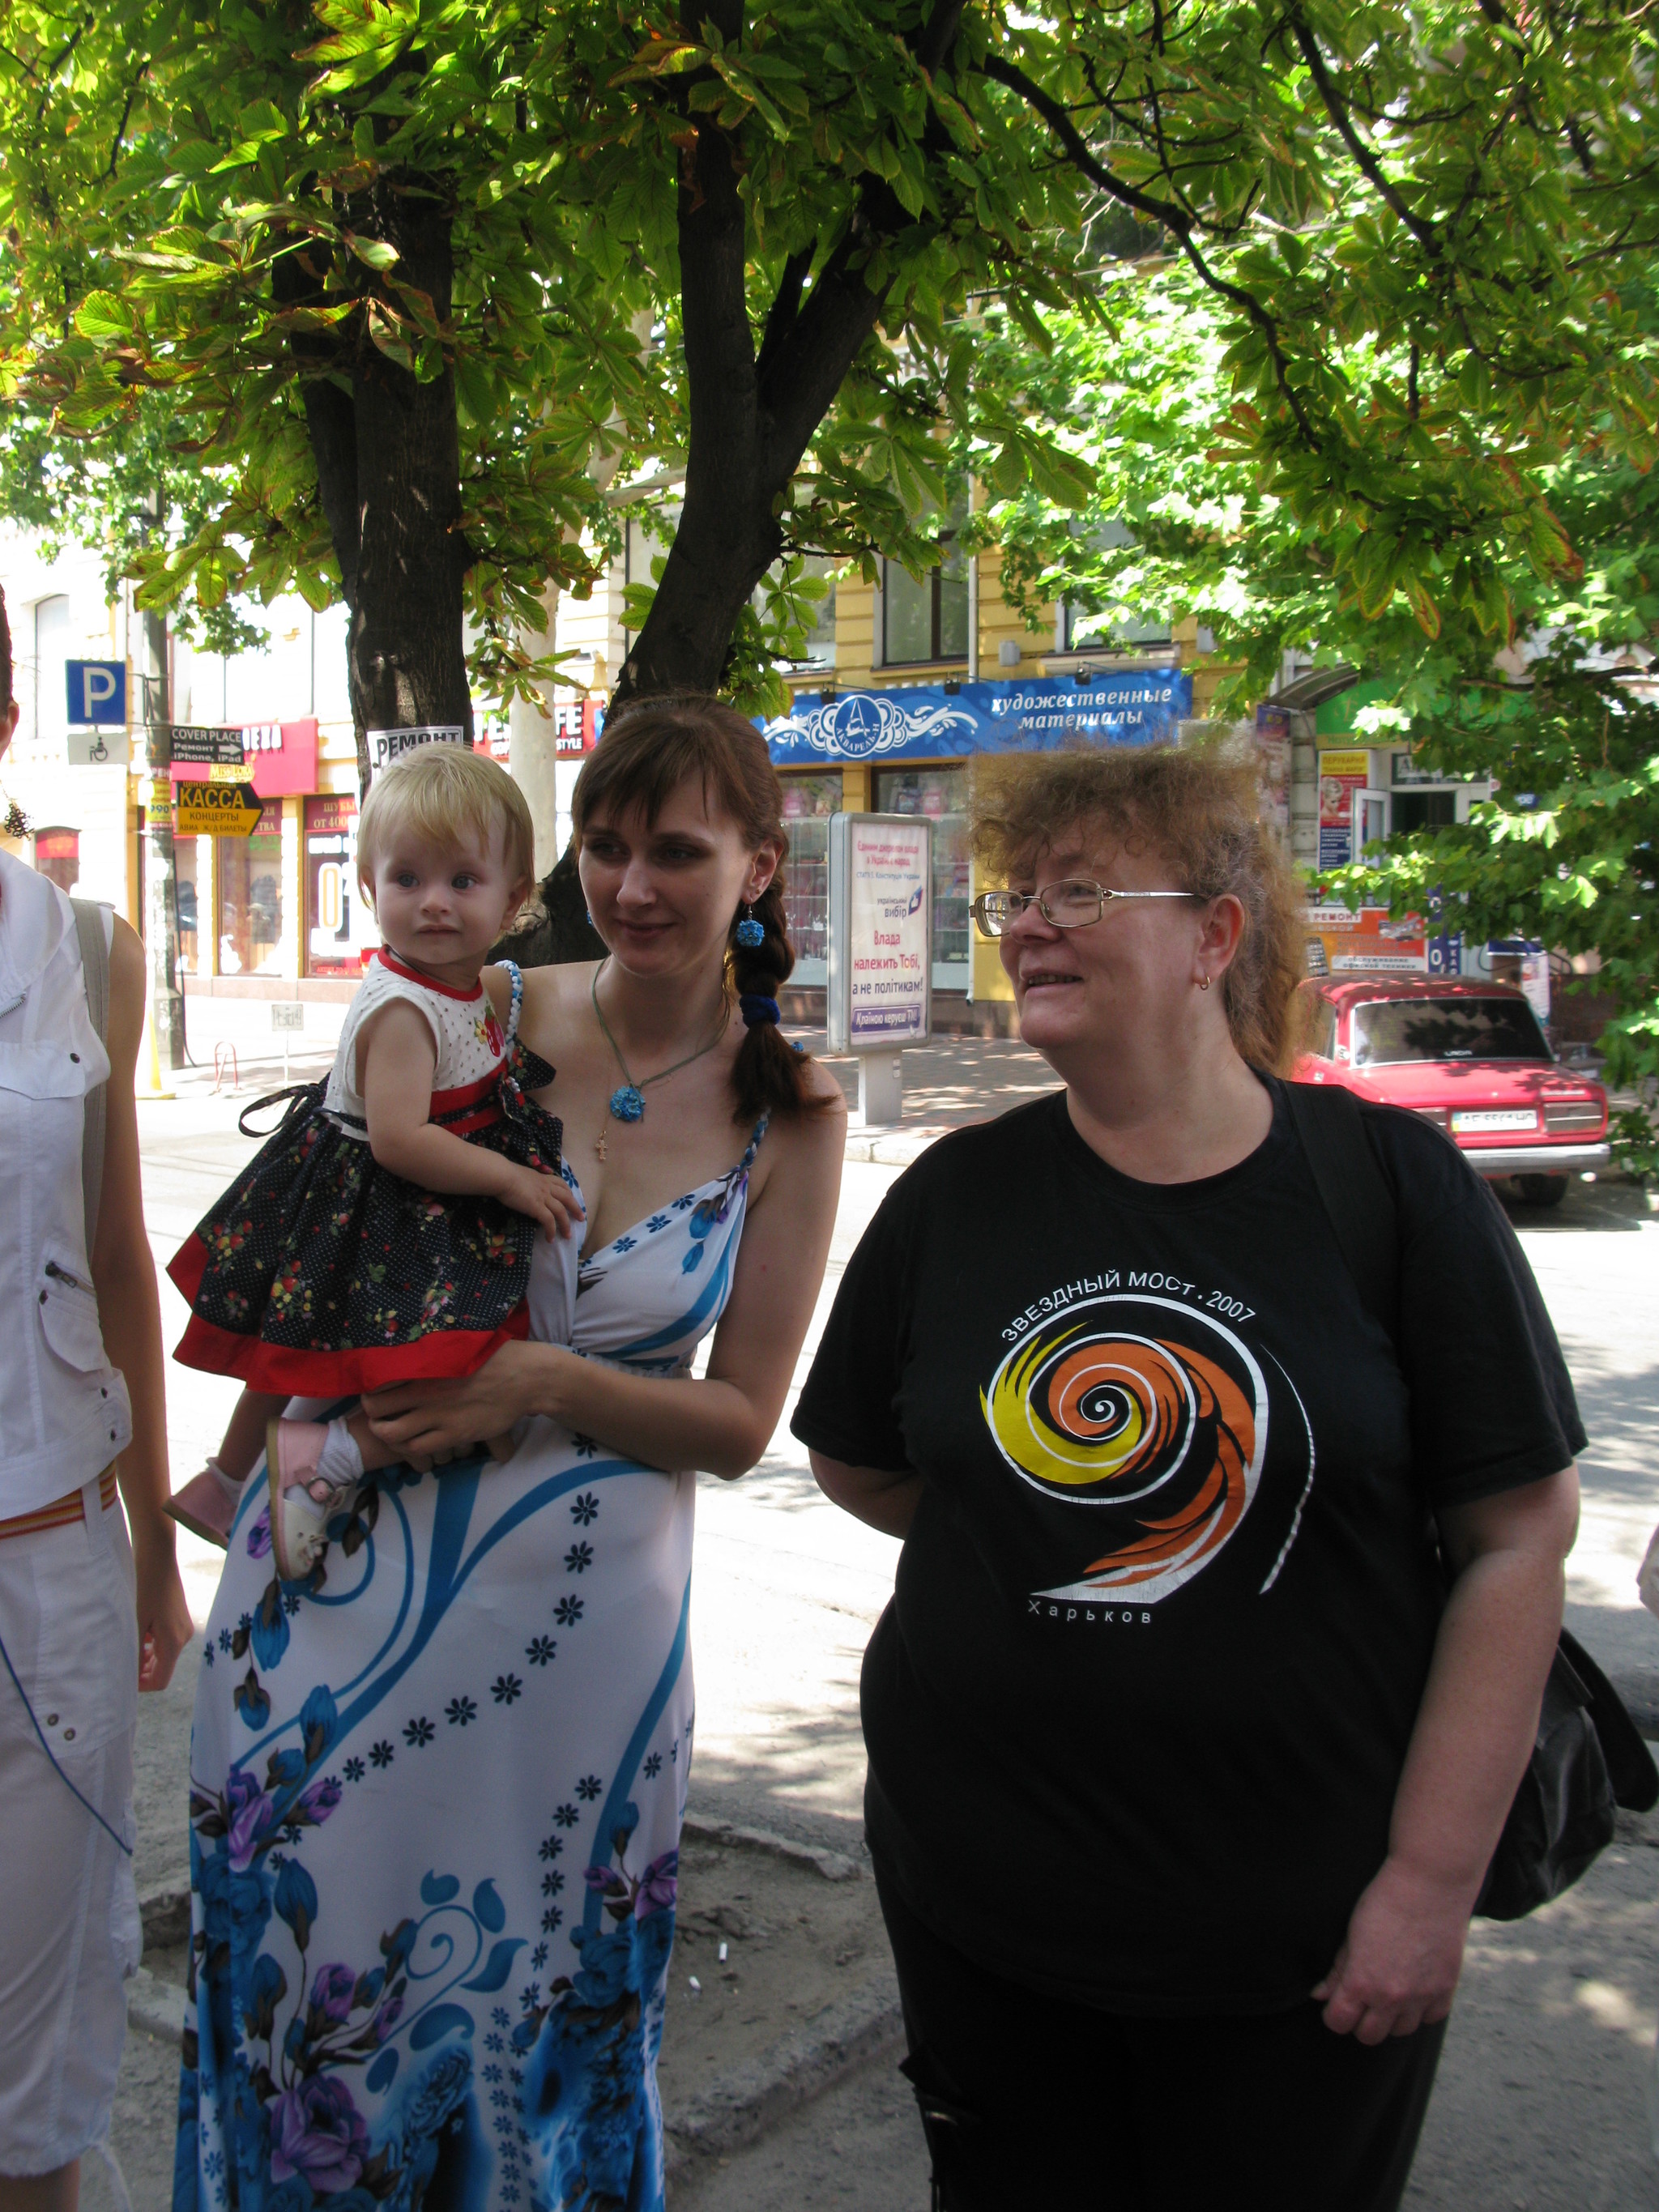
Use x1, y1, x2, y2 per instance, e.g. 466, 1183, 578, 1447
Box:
571, 693, 834, 1124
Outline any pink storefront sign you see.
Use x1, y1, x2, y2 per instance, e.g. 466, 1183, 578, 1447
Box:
171, 719, 320, 799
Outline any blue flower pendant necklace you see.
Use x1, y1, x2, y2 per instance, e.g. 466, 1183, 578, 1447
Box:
590, 961, 730, 1159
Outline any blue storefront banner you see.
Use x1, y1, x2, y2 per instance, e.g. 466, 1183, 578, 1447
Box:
761, 672, 1192, 767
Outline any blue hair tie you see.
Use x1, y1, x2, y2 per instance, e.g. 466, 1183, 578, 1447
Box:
739, 993, 779, 1029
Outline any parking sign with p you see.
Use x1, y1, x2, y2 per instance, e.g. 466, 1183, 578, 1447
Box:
66, 660, 127, 727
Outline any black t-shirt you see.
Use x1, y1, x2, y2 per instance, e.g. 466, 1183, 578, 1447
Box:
791, 1078, 1585, 2016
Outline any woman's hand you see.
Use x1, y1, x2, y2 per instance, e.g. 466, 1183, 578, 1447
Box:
130, 1515, 194, 1692
1312, 1855, 1472, 2043
1314, 1471, 1579, 2044
360, 1341, 565, 1468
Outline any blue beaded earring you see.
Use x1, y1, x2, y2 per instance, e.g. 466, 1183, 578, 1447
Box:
734, 901, 765, 949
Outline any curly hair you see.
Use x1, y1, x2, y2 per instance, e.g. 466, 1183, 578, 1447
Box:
571, 693, 833, 1123
970, 744, 1307, 1073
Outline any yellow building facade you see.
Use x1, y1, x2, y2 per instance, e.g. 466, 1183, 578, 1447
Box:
4, 526, 1226, 1028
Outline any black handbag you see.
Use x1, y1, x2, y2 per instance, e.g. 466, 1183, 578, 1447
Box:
1285, 1080, 1657, 1920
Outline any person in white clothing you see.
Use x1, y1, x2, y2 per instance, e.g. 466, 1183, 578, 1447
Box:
0, 586, 193, 2211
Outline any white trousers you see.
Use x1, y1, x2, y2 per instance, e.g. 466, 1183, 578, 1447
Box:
0, 1480, 140, 2176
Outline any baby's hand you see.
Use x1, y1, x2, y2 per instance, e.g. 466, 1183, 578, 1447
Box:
497, 1161, 583, 1240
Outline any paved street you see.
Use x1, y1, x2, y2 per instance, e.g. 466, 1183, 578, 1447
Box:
108, 1035, 1659, 2210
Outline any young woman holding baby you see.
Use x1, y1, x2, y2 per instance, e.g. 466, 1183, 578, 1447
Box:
173, 697, 845, 2212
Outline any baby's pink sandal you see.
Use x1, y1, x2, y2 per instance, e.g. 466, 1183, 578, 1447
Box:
164, 1460, 241, 1549
267, 1419, 349, 1583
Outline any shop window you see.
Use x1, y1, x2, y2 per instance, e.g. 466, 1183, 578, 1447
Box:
882, 539, 968, 667
32, 825, 79, 894
873, 766, 970, 987
881, 493, 968, 667
1058, 518, 1170, 652
30, 596, 71, 752
1390, 790, 1456, 835
175, 837, 206, 973
217, 803, 285, 975
305, 795, 379, 976
623, 505, 680, 652
778, 772, 842, 985
1062, 600, 1171, 651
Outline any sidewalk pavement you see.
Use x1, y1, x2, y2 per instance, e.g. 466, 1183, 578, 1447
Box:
795, 1025, 1061, 1163
151, 1004, 1055, 1161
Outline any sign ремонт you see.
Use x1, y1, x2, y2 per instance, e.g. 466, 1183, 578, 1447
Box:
168, 725, 246, 768
366, 727, 468, 778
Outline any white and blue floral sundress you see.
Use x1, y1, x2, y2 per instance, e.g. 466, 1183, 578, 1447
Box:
176, 1115, 769, 2212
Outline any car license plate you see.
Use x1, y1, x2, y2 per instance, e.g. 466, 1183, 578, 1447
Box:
1452, 1109, 1537, 1133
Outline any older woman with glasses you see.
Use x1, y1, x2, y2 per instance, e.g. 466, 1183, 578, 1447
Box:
792, 745, 1582, 2212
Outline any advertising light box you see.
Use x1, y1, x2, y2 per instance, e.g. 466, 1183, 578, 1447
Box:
827, 813, 932, 1055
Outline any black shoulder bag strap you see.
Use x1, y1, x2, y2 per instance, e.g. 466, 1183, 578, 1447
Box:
1282, 1081, 1399, 1344
1284, 1079, 1657, 1919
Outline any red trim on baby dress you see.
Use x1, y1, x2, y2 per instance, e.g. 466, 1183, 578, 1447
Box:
429, 1062, 507, 1137
166, 1242, 531, 1392
429, 1064, 504, 1113
440, 1105, 505, 1138
375, 948, 484, 1002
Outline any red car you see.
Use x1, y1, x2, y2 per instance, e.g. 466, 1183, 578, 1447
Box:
1294, 977, 1610, 1207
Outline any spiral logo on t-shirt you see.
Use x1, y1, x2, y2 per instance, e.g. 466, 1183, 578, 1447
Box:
981, 1294, 1268, 1602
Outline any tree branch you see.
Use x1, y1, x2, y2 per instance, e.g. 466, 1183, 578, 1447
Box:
269, 241, 362, 607
753, 245, 815, 387
980, 54, 1189, 232
621, 0, 972, 701
35, 14, 90, 130
616, 0, 772, 697
753, 0, 966, 478
1286, 12, 1439, 258
105, 79, 140, 180
912, 0, 966, 75
979, 54, 1324, 456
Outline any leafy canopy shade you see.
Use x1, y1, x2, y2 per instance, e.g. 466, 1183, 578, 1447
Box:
992, 258, 1659, 1137
2, 0, 1654, 758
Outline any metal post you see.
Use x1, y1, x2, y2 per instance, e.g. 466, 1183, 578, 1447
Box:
853, 1047, 904, 1130
509, 632, 562, 877
966, 469, 979, 685
142, 604, 186, 1072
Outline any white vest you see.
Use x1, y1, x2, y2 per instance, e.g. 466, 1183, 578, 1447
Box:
0, 851, 132, 1515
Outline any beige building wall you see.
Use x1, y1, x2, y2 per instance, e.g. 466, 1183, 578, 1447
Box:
783, 548, 1213, 1009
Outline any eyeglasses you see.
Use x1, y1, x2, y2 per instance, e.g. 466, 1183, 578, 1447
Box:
970, 880, 1199, 938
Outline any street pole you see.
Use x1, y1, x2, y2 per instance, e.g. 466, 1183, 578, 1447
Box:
966, 467, 979, 686
141, 602, 185, 1073
508, 583, 562, 877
